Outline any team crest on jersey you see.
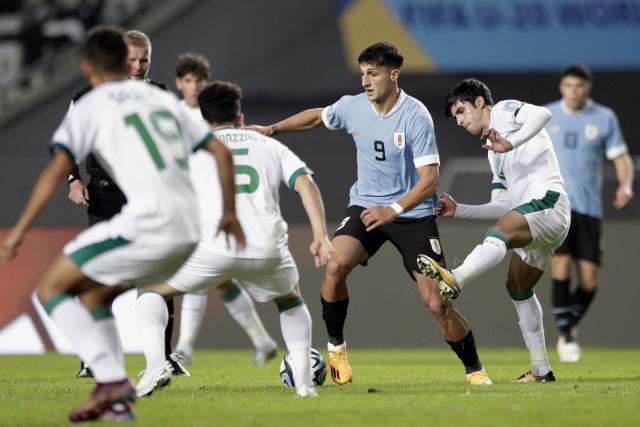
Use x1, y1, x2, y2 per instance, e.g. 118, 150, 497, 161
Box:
429, 238, 442, 255
393, 132, 405, 149
585, 123, 599, 140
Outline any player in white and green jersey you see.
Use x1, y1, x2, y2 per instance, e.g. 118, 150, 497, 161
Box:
170, 52, 278, 368
419, 78, 571, 384
135, 81, 333, 398
0, 27, 243, 422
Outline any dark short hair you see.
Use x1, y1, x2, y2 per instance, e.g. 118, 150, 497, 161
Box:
176, 52, 211, 79
198, 81, 241, 124
560, 65, 592, 82
445, 78, 494, 117
85, 26, 128, 74
357, 42, 403, 69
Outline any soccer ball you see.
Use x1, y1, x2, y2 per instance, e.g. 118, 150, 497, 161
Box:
279, 348, 327, 387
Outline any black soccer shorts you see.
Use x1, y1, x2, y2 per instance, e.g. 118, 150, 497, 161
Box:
555, 210, 602, 265
333, 205, 446, 280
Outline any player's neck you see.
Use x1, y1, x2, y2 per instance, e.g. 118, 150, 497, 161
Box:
372, 88, 400, 116
89, 72, 125, 88
563, 99, 588, 113
212, 122, 235, 130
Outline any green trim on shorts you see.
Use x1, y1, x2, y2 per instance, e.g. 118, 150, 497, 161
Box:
44, 292, 74, 315
507, 287, 534, 301
486, 229, 510, 246
277, 297, 305, 313
220, 282, 242, 303
288, 167, 313, 189
513, 190, 561, 216
69, 236, 131, 267
90, 306, 114, 321
491, 182, 507, 190
50, 143, 76, 164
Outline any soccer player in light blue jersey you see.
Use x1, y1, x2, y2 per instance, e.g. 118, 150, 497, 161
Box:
248, 42, 491, 386
546, 65, 634, 362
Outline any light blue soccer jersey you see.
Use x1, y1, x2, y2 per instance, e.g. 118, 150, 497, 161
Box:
322, 91, 439, 218
546, 99, 628, 218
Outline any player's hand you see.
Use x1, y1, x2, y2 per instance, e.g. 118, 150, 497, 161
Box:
481, 128, 513, 153
435, 192, 457, 217
216, 214, 246, 249
309, 236, 334, 267
243, 124, 276, 136
0, 230, 23, 264
614, 187, 633, 210
68, 180, 89, 206
360, 205, 397, 232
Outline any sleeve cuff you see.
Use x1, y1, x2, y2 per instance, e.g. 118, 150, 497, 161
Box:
606, 143, 628, 160
288, 167, 313, 189
50, 143, 76, 165
414, 154, 440, 168
193, 132, 213, 152
321, 107, 339, 130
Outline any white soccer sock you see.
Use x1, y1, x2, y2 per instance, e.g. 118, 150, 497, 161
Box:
224, 284, 275, 351
452, 235, 508, 288
175, 293, 208, 357
48, 295, 126, 383
93, 313, 124, 368
512, 293, 551, 376
279, 302, 313, 389
136, 292, 169, 372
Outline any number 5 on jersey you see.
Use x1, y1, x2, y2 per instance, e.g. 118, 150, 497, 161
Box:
231, 148, 260, 193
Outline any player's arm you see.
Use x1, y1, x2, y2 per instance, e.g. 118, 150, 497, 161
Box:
67, 162, 90, 206
361, 164, 438, 232
246, 108, 324, 136
202, 135, 246, 248
1, 152, 72, 263
482, 104, 552, 153
440, 184, 508, 220
612, 153, 634, 209
293, 174, 334, 267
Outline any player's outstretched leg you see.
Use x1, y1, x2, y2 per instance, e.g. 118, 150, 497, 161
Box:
276, 292, 317, 397
136, 292, 173, 397
219, 281, 278, 365
164, 298, 190, 376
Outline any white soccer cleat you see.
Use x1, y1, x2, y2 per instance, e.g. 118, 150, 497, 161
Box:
295, 385, 319, 398
557, 336, 581, 363
136, 362, 172, 397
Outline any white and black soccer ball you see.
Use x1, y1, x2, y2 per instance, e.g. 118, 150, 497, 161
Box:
279, 348, 327, 387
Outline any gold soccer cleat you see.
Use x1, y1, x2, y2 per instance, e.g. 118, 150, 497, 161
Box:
466, 370, 493, 385
416, 254, 461, 300
328, 342, 352, 385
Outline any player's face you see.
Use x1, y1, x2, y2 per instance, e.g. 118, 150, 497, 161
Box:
559, 76, 591, 111
359, 63, 397, 103
450, 100, 484, 136
176, 73, 208, 107
127, 45, 151, 80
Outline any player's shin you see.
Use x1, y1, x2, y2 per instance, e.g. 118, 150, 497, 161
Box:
223, 283, 276, 353
320, 296, 349, 345
91, 306, 124, 368
452, 231, 508, 289
510, 290, 551, 376
278, 298, 313, 390
46, 293, 126, 382
176, 293, 208, 359
136, 292, 169, 371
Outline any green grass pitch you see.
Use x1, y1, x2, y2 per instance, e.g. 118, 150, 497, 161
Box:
1, 348, 639, 426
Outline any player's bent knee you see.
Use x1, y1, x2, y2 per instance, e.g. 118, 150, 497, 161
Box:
325, 256, 354, 280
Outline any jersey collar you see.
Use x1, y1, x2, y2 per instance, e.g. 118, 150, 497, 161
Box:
560, 98, 593, 116
370, 89, 407, 119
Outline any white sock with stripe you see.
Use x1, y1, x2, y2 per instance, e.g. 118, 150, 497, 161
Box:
511, 292, 551, 376
223, 283, 276, 351
136, 292, 168, 372
46, 294, 126, 383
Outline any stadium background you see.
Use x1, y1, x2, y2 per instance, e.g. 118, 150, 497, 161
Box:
0, 0, 638, 353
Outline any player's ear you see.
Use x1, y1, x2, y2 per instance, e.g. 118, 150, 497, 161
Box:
175, 77, 182, 91
81, 60, 92, 80
474, 96, 485, 108
390, 69, 400, 82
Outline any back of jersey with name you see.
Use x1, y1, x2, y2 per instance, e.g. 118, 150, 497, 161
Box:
190, 128, 311, 259
51, 80, 211, 243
